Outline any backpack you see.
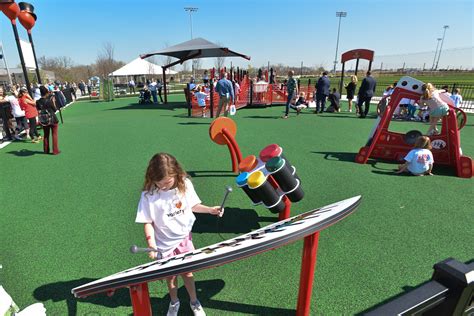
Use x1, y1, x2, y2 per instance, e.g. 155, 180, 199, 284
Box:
37, 97, 58, 126
38, 109, 53, 126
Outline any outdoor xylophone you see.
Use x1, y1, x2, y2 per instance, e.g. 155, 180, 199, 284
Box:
72, 196, 361, 316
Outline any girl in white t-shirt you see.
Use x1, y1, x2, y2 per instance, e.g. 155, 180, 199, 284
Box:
194, 86, 208, 117
135, 153, 222, 316
396, 136, 434, 176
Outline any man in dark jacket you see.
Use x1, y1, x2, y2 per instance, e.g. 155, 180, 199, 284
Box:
315, 71, 330, 113
357, 71, 377, 118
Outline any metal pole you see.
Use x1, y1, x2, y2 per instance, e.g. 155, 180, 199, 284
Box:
27, 32, 41, 84
333, 11, 346, 74
435, 25, 449, 70
0, 42, 13, 86
431, 38, 442, 70
11, 23, 32, 96
184, 7, 198, 78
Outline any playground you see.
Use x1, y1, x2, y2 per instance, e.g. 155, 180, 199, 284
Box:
0, 93, 472, 315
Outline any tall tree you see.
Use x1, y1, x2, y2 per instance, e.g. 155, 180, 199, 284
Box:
95, 42, 124, 79
214, 41, 226, 71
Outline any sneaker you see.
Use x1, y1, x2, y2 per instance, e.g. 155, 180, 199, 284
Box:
281, 115, 288, 119
14, 135, 22, 140
31, 139, 39, 143
37, 136, 43, 141
166, 300, 180, 316
190, 300, 206, 316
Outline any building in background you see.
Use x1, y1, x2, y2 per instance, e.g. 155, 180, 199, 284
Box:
0, 68, 55, 86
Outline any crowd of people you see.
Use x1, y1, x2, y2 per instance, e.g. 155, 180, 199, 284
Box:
137, 79, 164, 104
0, 82, 70, 155
185, 72, 240, 118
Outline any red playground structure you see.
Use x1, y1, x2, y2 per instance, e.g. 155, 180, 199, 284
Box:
355, 76, 473, 178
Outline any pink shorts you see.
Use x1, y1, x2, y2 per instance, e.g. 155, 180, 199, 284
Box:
163, 233, 195, 258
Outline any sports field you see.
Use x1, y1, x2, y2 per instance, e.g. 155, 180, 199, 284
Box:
1, 95, 473, 315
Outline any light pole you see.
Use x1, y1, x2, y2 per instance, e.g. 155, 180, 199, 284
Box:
333, 11, 347, 74
0, 41, 13, 86
431, 38, 442, 70
184, 7, 198, 77
184, 7, 198, 39
435, 25, 449, 70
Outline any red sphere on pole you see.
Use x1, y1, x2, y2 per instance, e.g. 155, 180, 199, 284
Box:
0, 1, 20, 23
18, 10, 35, 32
18, 2, 36, 32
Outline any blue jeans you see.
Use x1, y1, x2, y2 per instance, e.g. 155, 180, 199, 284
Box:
285, 92, 295, 116
151, 90, 158, 103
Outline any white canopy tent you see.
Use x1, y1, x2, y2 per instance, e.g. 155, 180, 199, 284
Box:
109, 58, 177, 78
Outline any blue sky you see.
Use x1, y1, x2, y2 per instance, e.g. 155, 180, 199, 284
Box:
0, 0, 472, 71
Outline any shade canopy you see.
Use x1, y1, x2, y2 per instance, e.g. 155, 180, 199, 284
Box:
140, 38, 251, 62
109, 58, 177, 77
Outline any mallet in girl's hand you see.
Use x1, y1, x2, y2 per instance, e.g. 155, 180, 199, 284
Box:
219, 185, 232, 217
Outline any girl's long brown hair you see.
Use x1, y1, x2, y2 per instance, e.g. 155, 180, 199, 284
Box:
143, 153, 187, 194
414, 136, 432, 150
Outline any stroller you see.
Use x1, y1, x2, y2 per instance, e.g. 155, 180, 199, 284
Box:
138, 88, 152, 104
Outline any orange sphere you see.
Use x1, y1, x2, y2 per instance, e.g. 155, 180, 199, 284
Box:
18, 11, 35, 30
0, 2, 20, 22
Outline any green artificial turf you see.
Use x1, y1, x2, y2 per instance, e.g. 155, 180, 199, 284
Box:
1, 95, 473, 315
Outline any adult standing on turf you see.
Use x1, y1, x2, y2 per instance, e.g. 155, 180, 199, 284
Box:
157, 79, 164, 103
315, 71, 330, 113
18, 87, 41, 143
36, 86, 60, 155
282, 70, 298, 119
78, 80, 86, 96
149, 79, 158, 103
345, 75, 358, 112
357, 71, 377, 118
128, 79, 136, 94
215, 73, 234, 118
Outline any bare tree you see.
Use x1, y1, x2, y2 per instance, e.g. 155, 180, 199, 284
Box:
146, 56, 157, 78
182, 61, 190, 73
161, 42, 175, 70
95, 42, 123, 79
214, 41, 226, 70
38, 55, 75, 81
193, 59, 202, 72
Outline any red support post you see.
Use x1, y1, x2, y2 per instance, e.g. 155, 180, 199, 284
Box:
267, 176, 292, 220
129, 283, 152, 316
279, 196, 291, 221
223, 133, 238, 173
296, 232, 321, 316
222, 127, 242, 164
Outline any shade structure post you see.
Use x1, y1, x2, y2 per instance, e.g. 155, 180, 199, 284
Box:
186, 83, 191, 117
163, 66, 167, 104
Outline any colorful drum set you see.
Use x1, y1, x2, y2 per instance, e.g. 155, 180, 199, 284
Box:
209, 117, 304, 218
236, 144, 304, 213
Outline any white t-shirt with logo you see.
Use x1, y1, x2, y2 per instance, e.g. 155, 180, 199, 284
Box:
7, 96, 25, 118
404, 148, 434, 175
135, 178, 201, 255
